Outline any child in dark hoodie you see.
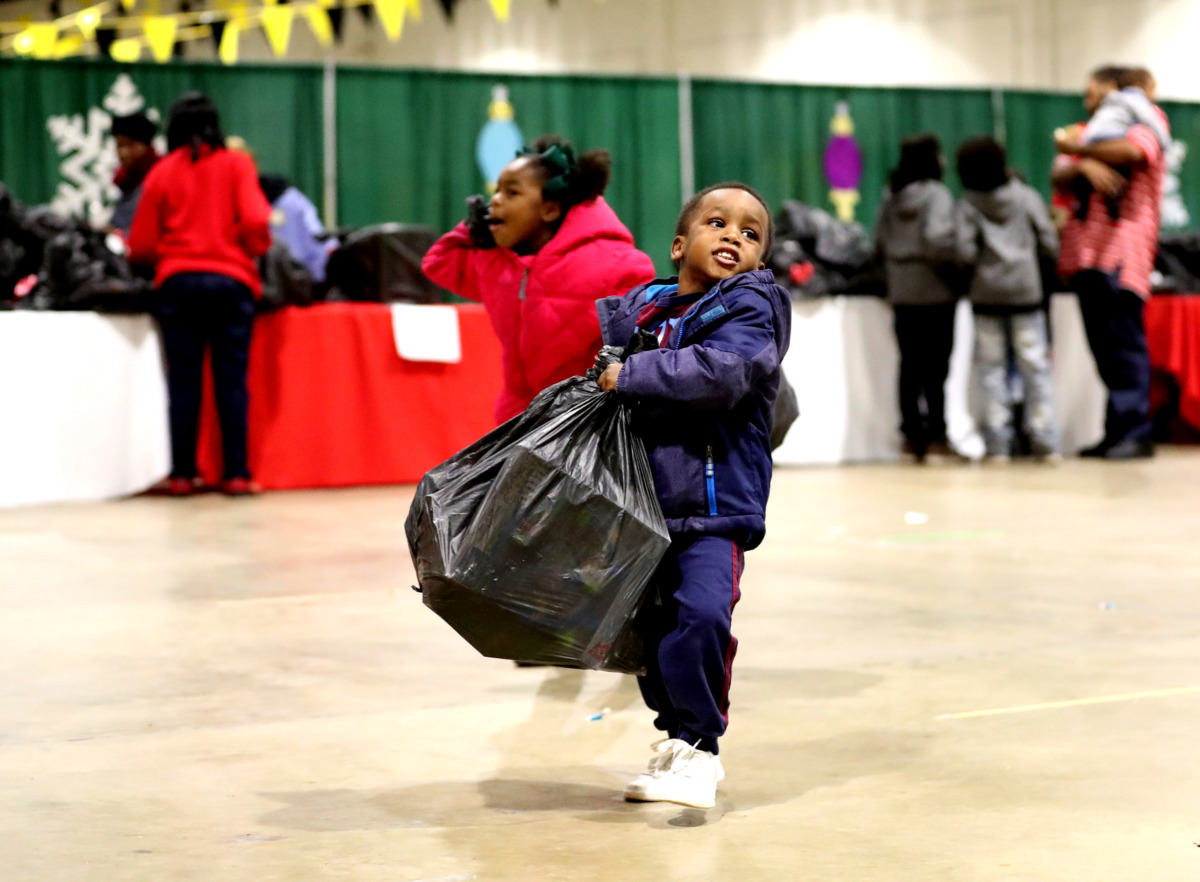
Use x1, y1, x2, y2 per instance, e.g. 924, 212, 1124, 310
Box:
955, 136, 1061, 461
594, 182, 792, 810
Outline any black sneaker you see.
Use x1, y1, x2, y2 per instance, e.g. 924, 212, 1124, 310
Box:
1102, 437, 1155, 460
1078, 439, 1111, 458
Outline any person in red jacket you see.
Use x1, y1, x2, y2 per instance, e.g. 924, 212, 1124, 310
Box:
422, 134, 656, 424
128, 92, 272, 497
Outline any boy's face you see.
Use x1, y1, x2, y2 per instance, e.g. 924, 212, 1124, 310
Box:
671, 189, 768, 295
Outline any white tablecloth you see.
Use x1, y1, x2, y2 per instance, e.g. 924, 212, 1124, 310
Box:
0, 297, 1110, 507
774, 294, 1108, 464
0, 312, 169, 507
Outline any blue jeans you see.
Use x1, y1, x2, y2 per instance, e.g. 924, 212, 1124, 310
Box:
636, 534, 745, 755
157, 272, 255, 480
1072, 269, 1151, 444
974, 311, 1058, 456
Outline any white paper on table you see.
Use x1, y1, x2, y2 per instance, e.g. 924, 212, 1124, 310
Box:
389, 303, 462, 363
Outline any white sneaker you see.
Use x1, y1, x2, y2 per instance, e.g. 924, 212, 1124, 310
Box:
624, 739, 724, 809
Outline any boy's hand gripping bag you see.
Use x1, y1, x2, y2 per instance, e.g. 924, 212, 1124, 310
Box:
404, 333, 668, 674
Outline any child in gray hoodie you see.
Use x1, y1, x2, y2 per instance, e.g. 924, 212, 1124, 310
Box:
874, 134, 961, 462
955, 136, 1060, 461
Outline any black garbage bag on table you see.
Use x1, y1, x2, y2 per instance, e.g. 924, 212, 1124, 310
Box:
20, 221, 151, 313
1154, 231, 1200, 294
768, 199, 885, 299
405, 331, 668, 674
256, 241, 315, 313
0, 186, 62, 304
325, 223, 451, 304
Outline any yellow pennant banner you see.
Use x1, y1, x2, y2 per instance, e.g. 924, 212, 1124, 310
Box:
14, 23, 59, 58
218, 19, 239, 64
75, 7, 103, 42
119, 0, 137, 9
304, 4, 333, 46
109, 36, 141, 61
405, 0, 422, 22
372, 0, 405, 41
52, 34, 86, 58
487, 0, 510, 22
260, 4, 293, 56
143, 15, 177, 62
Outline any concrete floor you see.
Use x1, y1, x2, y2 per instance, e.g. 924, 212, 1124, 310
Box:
2, 453, 1199, 881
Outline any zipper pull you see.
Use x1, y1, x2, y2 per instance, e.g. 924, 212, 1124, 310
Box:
517, 268, 530, 300
706, 446, 714, 476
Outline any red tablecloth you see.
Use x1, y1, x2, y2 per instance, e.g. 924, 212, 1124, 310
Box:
197, 302, 503, 489
1146, 294, 1200, 433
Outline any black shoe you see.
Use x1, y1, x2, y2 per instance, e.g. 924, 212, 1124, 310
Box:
1078, 439, 1111, 458
1102, 437, 1155, 460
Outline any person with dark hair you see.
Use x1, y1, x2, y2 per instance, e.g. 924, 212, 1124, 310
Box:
955, 136, 1060, 462
1052, 67, 1167, 459
128, 92, 273, 496
593, 182, 791, 809
108, 112, 159, 236
873, 133, 961, 462
422, 133, 655, 423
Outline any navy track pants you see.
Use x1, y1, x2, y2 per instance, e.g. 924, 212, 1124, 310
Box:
636, 533, 745, 755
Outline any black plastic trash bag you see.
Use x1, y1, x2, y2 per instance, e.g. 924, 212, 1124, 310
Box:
324, 223, 451, 304
406, 344, 668, 674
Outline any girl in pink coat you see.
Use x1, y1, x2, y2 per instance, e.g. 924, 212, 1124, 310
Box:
422, 135, 656, 424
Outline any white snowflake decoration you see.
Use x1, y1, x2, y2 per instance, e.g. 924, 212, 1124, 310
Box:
45, 74, 161, 228
1161, 138, 1190, 230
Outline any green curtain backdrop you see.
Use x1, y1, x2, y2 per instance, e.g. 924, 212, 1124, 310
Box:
0, 58, 324, 214
689, 81, 996, 231
1001, 90, 1087, 202
2, 58, 1199, 263
334, 67, 681, 273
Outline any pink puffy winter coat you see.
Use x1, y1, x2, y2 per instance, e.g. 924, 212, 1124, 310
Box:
422, 197, 656, 423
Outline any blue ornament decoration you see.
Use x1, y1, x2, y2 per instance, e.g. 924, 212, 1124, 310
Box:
476, 84, 524, 193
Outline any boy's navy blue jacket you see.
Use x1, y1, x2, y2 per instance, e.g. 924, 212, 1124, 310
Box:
595, 269, 792, 550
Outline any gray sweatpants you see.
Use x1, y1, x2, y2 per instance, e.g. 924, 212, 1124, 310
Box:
974, 311, 1058, 456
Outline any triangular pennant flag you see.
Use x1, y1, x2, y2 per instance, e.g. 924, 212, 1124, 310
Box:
435, 0, 457, 21
143, 15, 177, 62
356, 2, 373, 24
486, 0, 509, 22
326, 5, 343, 41
208, 18, 226, 52
304, 4, 333, 46
75, 7, 102, 41
53, 34, 86, 58
14, 23, 60, 58
218, 19, 239, 64
260, 4, 293, 56
95, 26, 117, 55
109, 36, 142, 61
405, 0, 421, 22
119, 0, 136, 9
372, 0, 404, 40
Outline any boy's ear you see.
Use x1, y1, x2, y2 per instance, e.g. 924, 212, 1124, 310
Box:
540, 200, 563, 224
757, 261, 766, 270
670, 235, 685, 263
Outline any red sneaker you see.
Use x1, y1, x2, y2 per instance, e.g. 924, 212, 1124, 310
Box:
147, 477, 196, 497
221, 477, 262, 497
